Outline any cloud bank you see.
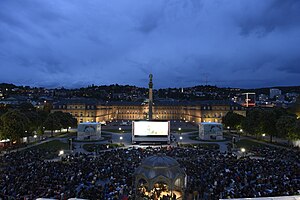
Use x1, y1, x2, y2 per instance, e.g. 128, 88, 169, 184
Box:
0, 0, 300, 88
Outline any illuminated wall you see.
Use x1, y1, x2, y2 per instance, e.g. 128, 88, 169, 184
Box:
52, 101, 246, 124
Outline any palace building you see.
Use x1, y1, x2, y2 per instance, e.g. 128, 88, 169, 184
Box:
52, 75, 246, 123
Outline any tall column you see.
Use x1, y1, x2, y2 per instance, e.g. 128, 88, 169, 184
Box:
149, 74, 153, 120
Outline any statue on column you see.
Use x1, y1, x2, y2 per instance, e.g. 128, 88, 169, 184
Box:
149, 74, 153, 88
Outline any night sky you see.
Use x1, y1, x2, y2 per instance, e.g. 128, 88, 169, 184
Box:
0, 0, 300, 89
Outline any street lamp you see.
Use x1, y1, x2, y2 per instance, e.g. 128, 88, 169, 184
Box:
239, 129, 243, 138
119, 127, 122, 131
240, 148, 246, 157
262, 133, 266, 137
69, 138, 73, 151
178, 127, 181, 135
59, 150, 64, 156
179, 136, 183, 146
120, 136, 123, 145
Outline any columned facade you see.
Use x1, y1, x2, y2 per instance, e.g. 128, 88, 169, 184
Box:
52, 99, 246, 124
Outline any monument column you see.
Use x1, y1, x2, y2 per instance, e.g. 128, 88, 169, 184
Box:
149, 74, 153, 120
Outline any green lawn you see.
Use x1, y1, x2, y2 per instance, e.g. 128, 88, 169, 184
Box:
83, 143, 124, 152
74, 137, 110, 143
188, 133, 229, 142
102, 129, 131, 133
235, 139, 268, 149
171, 129, 198, 133
29, 140, 69, 159
56, 132, 77, 138
33, 140, 69, 151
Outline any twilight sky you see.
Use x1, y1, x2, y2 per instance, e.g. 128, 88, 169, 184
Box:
0, 0, 300, 89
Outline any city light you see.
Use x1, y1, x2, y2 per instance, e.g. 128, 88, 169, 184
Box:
262, 133, 266, 137
241, 148, 246, 153
59, 150, 64, 156
178, 127, 181, 131
120, 136, 123, 140
33, 135, 37, 138
240, 129, 243, 132
179, 136, 183, 140
119, 127, 122, 131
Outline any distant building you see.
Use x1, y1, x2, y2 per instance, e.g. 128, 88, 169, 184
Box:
0, 96, 28, 105
270, 88, 282, 99
258, 94, 269, 101
52, 98, 246, 124
52, 76, 246, 123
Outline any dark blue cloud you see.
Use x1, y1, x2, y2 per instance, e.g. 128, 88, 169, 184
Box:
237, 0, 300, 36
0, 0, 299, 89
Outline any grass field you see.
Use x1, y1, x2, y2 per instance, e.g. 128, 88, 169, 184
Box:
102, 129, 131, 133
56, 132, 77, 138
188, 133, 229, 142
30, 140, 69, 159
235, 139, 268, 149
74, 135, 111, 143
83, 143, 124, 152
33, 140, 69, 151
171, 129, 198, 133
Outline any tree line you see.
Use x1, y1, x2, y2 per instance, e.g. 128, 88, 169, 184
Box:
222, 108, 300, 143
0, 103, 77, 143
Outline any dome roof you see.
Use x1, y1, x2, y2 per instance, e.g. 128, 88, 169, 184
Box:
141, 154, 179, 168
135, 154, 186, 181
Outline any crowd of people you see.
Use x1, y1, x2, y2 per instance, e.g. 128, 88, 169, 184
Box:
0, 144, 299, 200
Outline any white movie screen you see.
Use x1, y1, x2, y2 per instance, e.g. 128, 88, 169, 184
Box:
134, 121, 169, 136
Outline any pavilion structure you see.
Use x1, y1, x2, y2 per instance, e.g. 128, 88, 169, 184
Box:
134, 154, 186, 200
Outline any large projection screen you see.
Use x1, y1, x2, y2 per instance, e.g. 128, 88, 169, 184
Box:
133, 121, 169, 136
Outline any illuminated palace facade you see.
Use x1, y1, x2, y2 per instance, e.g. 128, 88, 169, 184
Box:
52, 75, 246, 123
52, 98, 246, 124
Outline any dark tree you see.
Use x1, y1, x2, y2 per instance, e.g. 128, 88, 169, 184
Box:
52, 111, 77, 132
260, 110, 277, 142
18, 102, 35, 112
222, 111, 245, 130
0, 110, 30, 142
276, 115, 299, 142
43, 113, 61, 136
241, 109, 263, 138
